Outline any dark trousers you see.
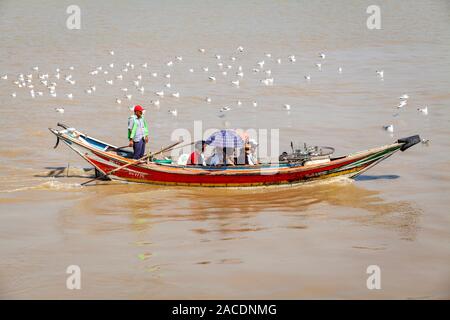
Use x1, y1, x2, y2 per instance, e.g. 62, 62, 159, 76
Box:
133, 138, 146, 159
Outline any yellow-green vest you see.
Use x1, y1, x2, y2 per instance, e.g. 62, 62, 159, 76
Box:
128, 115, 149, 140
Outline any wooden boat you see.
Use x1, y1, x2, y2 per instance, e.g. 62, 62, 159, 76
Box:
49, 123, 420, 187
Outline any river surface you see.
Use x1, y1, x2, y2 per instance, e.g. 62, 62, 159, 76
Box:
0, 0, 449, 299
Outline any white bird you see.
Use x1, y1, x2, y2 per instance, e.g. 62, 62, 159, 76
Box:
222, 71, 228, 76
253, 68, 260, 73
205, 97, 212, 103
165, 73, 171, 79
236, 72, 244, 77
215, 54, 221, 60
417, 106, 428, 115
11, 92, 16, 98
257, 61, 265, 68
89, 70, 98, 75
106, 79, 114, 85
125, 94, 132, 100
166, 61, 173, 67
50, 92, 57, 98
376, 70, 384, 78
304, 75, 311, 80
276, 58, 282, 64
66, 93, 73, 99
116, 74, 123, 80
55, 107, 64, 113
265, 53, 272, 58
189, 68, 194, 73
231, 80, 240, 86
171, 92, 180, 98
90, 86, 96, 92
109, 50, 115, 56
237, 46, 244, 52
199, 48, 206, 53
138, 86, 145, 94
137, 74, 142, 80
165, 83, 171, 88
208, 76, 216, 81
168, 109, 178, 116
397, 100, 407, 108
121, 88, 128, 92
399, 94, 409, 100
261, 78, 274, 86
151, 72, 158, 77
36, 91, 44, 96
383, 124, 394, 133
176, 56, 183, 61
230, 56, 236, 61
116, 98, 122, 104
220, 106, 231, 112
252, 101, 258, 107
237, 100, 242, 106
155, 91, 164, 97
69, 66, 74, 71
265, 70, 272, 76
202, 67, 209, 72
288, 55, 296, 62
319, 53, 326, 59
142, 62, 148, 68
32, 66, 39, 71
109, 63, 114, 68
152, 100, 160, 106
315, 63, 322, 70
133, 80, 140, 86
30, 89, 35, 98
85, 88, 93, 94
338, 67, 343, 74
238, 66, 243, 72
217, 62, 223, 68
1, 74, 8, 80
283, 104, 291, 110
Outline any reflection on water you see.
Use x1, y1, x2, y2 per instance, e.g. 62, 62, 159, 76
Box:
62, 177, 420, 241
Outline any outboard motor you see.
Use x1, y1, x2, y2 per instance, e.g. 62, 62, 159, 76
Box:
279, 143, 335, 164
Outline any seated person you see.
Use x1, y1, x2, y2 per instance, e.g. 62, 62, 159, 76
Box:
187, 140, 206, 166
245, 139, 258, 165
207, 147, 223, 166
223, 147, 236, 166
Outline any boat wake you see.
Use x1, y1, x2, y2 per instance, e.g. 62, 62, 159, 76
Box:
0, 180, 82, 193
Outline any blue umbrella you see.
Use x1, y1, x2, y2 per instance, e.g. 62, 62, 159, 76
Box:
205, 129, 244, 148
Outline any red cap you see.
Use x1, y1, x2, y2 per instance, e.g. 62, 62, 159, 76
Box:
134, 105, 144, 112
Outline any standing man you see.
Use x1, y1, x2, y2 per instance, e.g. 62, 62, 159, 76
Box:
128, 105, 149, 159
